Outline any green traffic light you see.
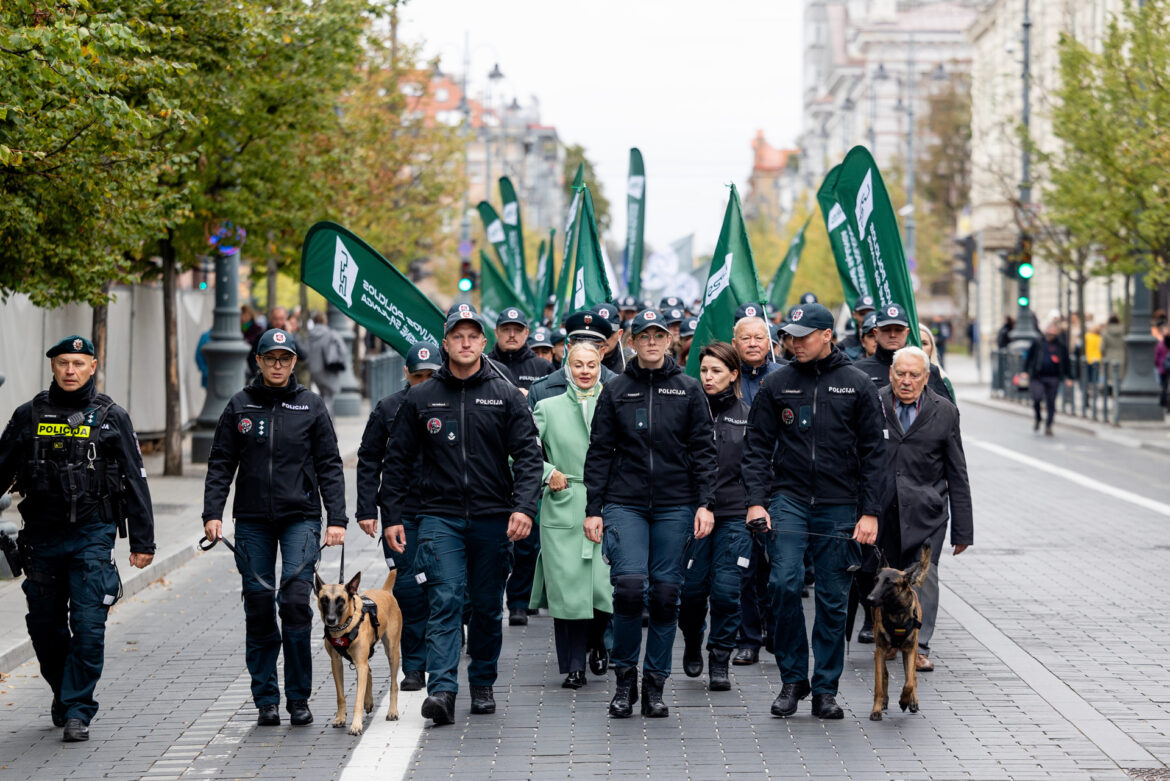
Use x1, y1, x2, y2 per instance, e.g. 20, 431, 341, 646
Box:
1017, 295, 1030, 307
1018, 262, 1034, 279
458, 278, 473, 292
199, 281, 208, 290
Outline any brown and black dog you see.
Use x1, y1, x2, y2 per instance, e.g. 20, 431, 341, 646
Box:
865, 545, 931, 721
315, 571, 402, 735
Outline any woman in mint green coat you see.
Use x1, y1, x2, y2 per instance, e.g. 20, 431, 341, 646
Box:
530, 340, 613, 689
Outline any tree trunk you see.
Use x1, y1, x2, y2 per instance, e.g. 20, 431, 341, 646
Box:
161, 233, 183, 476
92, 280, 111, 393
299, 281, 309, 322
266, 230, 278, 313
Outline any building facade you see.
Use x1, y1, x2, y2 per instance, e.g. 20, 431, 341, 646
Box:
743, 130, 801, 231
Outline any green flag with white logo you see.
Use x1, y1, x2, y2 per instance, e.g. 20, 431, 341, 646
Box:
624, 148, 646, 297
551, 164, 584, 325
569, 186, 614, 311
498, 176, 534, 306
831, 146, 920, 346
534, 228, 557, 316
816, 165, 871, 306
687, 185, 766, 378
476, 201, 521, 299
479, 247, 532, 331
766, 214, 811, 311
300, 221, 445, 355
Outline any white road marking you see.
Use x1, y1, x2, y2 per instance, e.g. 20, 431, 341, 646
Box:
337, 682, 428, 781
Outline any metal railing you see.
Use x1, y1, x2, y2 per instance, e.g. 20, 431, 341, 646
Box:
365, 351, 405, 404
989, 349, 1122, 425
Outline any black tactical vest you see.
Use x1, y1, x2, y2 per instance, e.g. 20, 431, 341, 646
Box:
24, 391, 117, 523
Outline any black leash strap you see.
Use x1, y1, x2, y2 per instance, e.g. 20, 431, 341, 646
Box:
198, 535, 326, 593
338, 542, 345, 585
749, 526, 887, 571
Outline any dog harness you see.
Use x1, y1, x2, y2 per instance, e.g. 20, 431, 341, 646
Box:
880, 612, 922, 646
326, 596, 380, 664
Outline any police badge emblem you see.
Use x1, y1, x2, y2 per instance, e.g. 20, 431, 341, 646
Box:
782, 408, 795, 426
238, 418, 253, 434
427, 418, 442, 434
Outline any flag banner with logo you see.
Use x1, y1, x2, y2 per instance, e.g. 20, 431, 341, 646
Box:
686, 185, 766, 378
535, 228, 557, 314
766, 214, 811, 311
301, 221, 445, 356
552, 163, 585, 326
476, 201, 522, 299
623, 147, 646, 297
830, 146, 920, 345
816, 165, 871, 306
498, 176, 534, 304
570, 186, 615, 311
480, 248, 533, 327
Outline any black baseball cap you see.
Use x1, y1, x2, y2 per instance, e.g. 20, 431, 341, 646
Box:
861, 312, 878, 335
551, 327, 568, 345
444, 309, 486, 335
658, 295, 683, 310
852, 294, 876, 313
528, 327, 553, 348
734, 302, 766, 323
631, 309, 670, 335
446, 302, 477, 318
496, 308, 529, 328
617, 295, 639, 310
874, 303, 910, 328
781, 303, 835, 337
679, 317, 699, 338
564, 309, 613, 341
770, 322, 783, 343
799, 292, 818, 305
663, 307, 685, 325
256, 328, 297, 355
591, 302, 621, 327
46, 335, 95, 358
406, 341, 442, 372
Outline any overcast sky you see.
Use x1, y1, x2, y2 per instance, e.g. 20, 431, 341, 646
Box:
400, 0, 805, 256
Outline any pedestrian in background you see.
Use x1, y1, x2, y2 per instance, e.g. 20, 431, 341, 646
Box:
997, 316, 1015, 350
584, 309, 718, 719
305, 311, 346, 417
1156, 323, 1170, 410
877, 346, 973, 672
679, 342, 752, 693
202, 328, 348, 728
530, 340, 612, 689
356, 341, 442, 693
0, 336, 155, 742
1022, 317, 1074, 436
1101, 313, 1126, 381
1084, 323, 1103, 384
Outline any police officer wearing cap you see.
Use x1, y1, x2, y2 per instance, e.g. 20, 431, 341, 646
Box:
355, 341, 441, 693
527, 310, 620, 410
617, 295, 639, 325
381, 310, 543, 725
528, 327, 555, 363
591, 302, 626, 374
839, 295, 876, 362
677, 316, 698, 368
487, 308, 555, 393
583, 309, 718, 719
742, 303, 885, 720
0, 336, 155, 742
658, 295, 683, 311
202, 328, 348, 728
550, 327, 568, 369
853, 303, 951, 401
860, 312, 879, 358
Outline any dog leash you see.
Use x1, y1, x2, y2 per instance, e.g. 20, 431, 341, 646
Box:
198, 534, 327, 593
749, 526, 889, 570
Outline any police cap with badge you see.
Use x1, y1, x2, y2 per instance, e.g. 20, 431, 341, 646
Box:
444, 309, 486, 335
861, 312, 878, 336
446, 302, 477, 318
662, 307, 685, 326
733, 303, 766, 324
496, 308, 529, 328
591, 302, 621, 330
852, 294, 876, 314
564, 310, 613, 341
527, 327, 553, 349
679, 317, 699, 339
658, 295, 683, 311
406, 341, 442, 373
781, 303, 835, 337
256, 328, 297, 355
631, 309, 670, 335
874, 303, 910, 329
46, 335, 95, 359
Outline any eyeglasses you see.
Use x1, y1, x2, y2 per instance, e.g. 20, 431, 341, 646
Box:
635, 331, 670, 342
259, 355, 294, 367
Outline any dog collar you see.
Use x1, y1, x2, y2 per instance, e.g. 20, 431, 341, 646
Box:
324, 597, 381, 664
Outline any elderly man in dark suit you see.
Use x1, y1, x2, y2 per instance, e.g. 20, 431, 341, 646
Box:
877, 345, 973, 673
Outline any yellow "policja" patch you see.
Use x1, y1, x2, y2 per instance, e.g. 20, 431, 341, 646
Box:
36, 423, 90, 437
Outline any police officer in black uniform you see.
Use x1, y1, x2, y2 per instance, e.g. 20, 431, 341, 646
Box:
838, 295, 876, 362
591, 302, 626, 374
853, 303, 952, 401
381, 310, 543, 725
202, 328, 348, 727
355, 341, 441, 693
487, 308, 555, 392
0, 335, 155, 742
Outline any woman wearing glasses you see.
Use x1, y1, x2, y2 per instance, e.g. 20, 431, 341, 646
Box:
584, 310, 718, 719
202, 328, 348, 728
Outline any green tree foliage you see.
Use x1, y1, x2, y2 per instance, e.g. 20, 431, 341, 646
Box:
0, 1, 192, 306
1048, 0, 1170, 283
563, 143, 610, 233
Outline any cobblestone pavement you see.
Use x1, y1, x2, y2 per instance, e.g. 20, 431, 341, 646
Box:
1, 399, 1169, 779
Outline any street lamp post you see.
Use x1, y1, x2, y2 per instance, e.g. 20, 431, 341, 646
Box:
326, 303, 362, 417
1009, 0, 1039, 347
484, 62, 504, 205
903, 32, 918, 288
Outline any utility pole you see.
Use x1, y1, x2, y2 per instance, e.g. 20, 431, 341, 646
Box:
1009, 0, 1039, 347
904, 31, 917, 289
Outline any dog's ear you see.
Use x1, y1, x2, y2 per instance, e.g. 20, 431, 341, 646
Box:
345, 571, 362, 595
314, 573, 324, 595
911, 546, 931, 587
900, 562, 920, 586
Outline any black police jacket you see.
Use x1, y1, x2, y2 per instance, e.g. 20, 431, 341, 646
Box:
202, 376, 348, 526
742, 346, 886, 515
355, 388, 421, 522
487, 344, 554, 389
0, 379, 156, 554
708, 388, 751, 520
379, 359, 543, 526
584, 356, 717, 516
854, 345, 953, 402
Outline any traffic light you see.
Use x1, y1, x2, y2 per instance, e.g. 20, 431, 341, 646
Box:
458, 259, 475, 292
1015, 233, 1033, 308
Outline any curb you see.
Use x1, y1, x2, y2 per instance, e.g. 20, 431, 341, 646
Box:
959, 392, 1170, 457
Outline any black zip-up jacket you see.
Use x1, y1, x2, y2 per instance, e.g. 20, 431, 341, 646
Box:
707, 387, 751, 520
379, 359, 542, 527
584, 356, 717, 516
854, 344, 952, 402
202, 376, 348, 526
487, 344, 554, 389
0, 379, 156, 553
355, 388, 421, 521
1024, 336, 1073, 380
742, 346, 886, 515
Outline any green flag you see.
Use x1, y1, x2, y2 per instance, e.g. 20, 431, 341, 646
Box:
816, 165, 871, 306
534, 228, 557, 315
687, 185, 766, 377
498, 177, 534, 305
832, 146, 920, 345
300, 221, 444, 355
624, 148, 646, 297
476, 201, 521, 298
570, 187, 614, 311
551, 164, 584, 325
766, 214, 811, 311
479, 249, 532, 325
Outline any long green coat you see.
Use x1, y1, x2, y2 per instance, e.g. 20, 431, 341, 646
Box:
529, 384, 612, 619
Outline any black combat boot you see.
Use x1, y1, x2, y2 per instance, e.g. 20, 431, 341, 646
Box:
682, 633, 703, 678
287, 700, 313, 726
400, 670, 425, 691
708, 649, 731, 691
770, 680, 811, 717
469, 686, 496, 714
256, 704, 281, 726
608, 667, 638, 718
62, 718, 89, 742
640, 672, 669, 718
420, 691, 456, 725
